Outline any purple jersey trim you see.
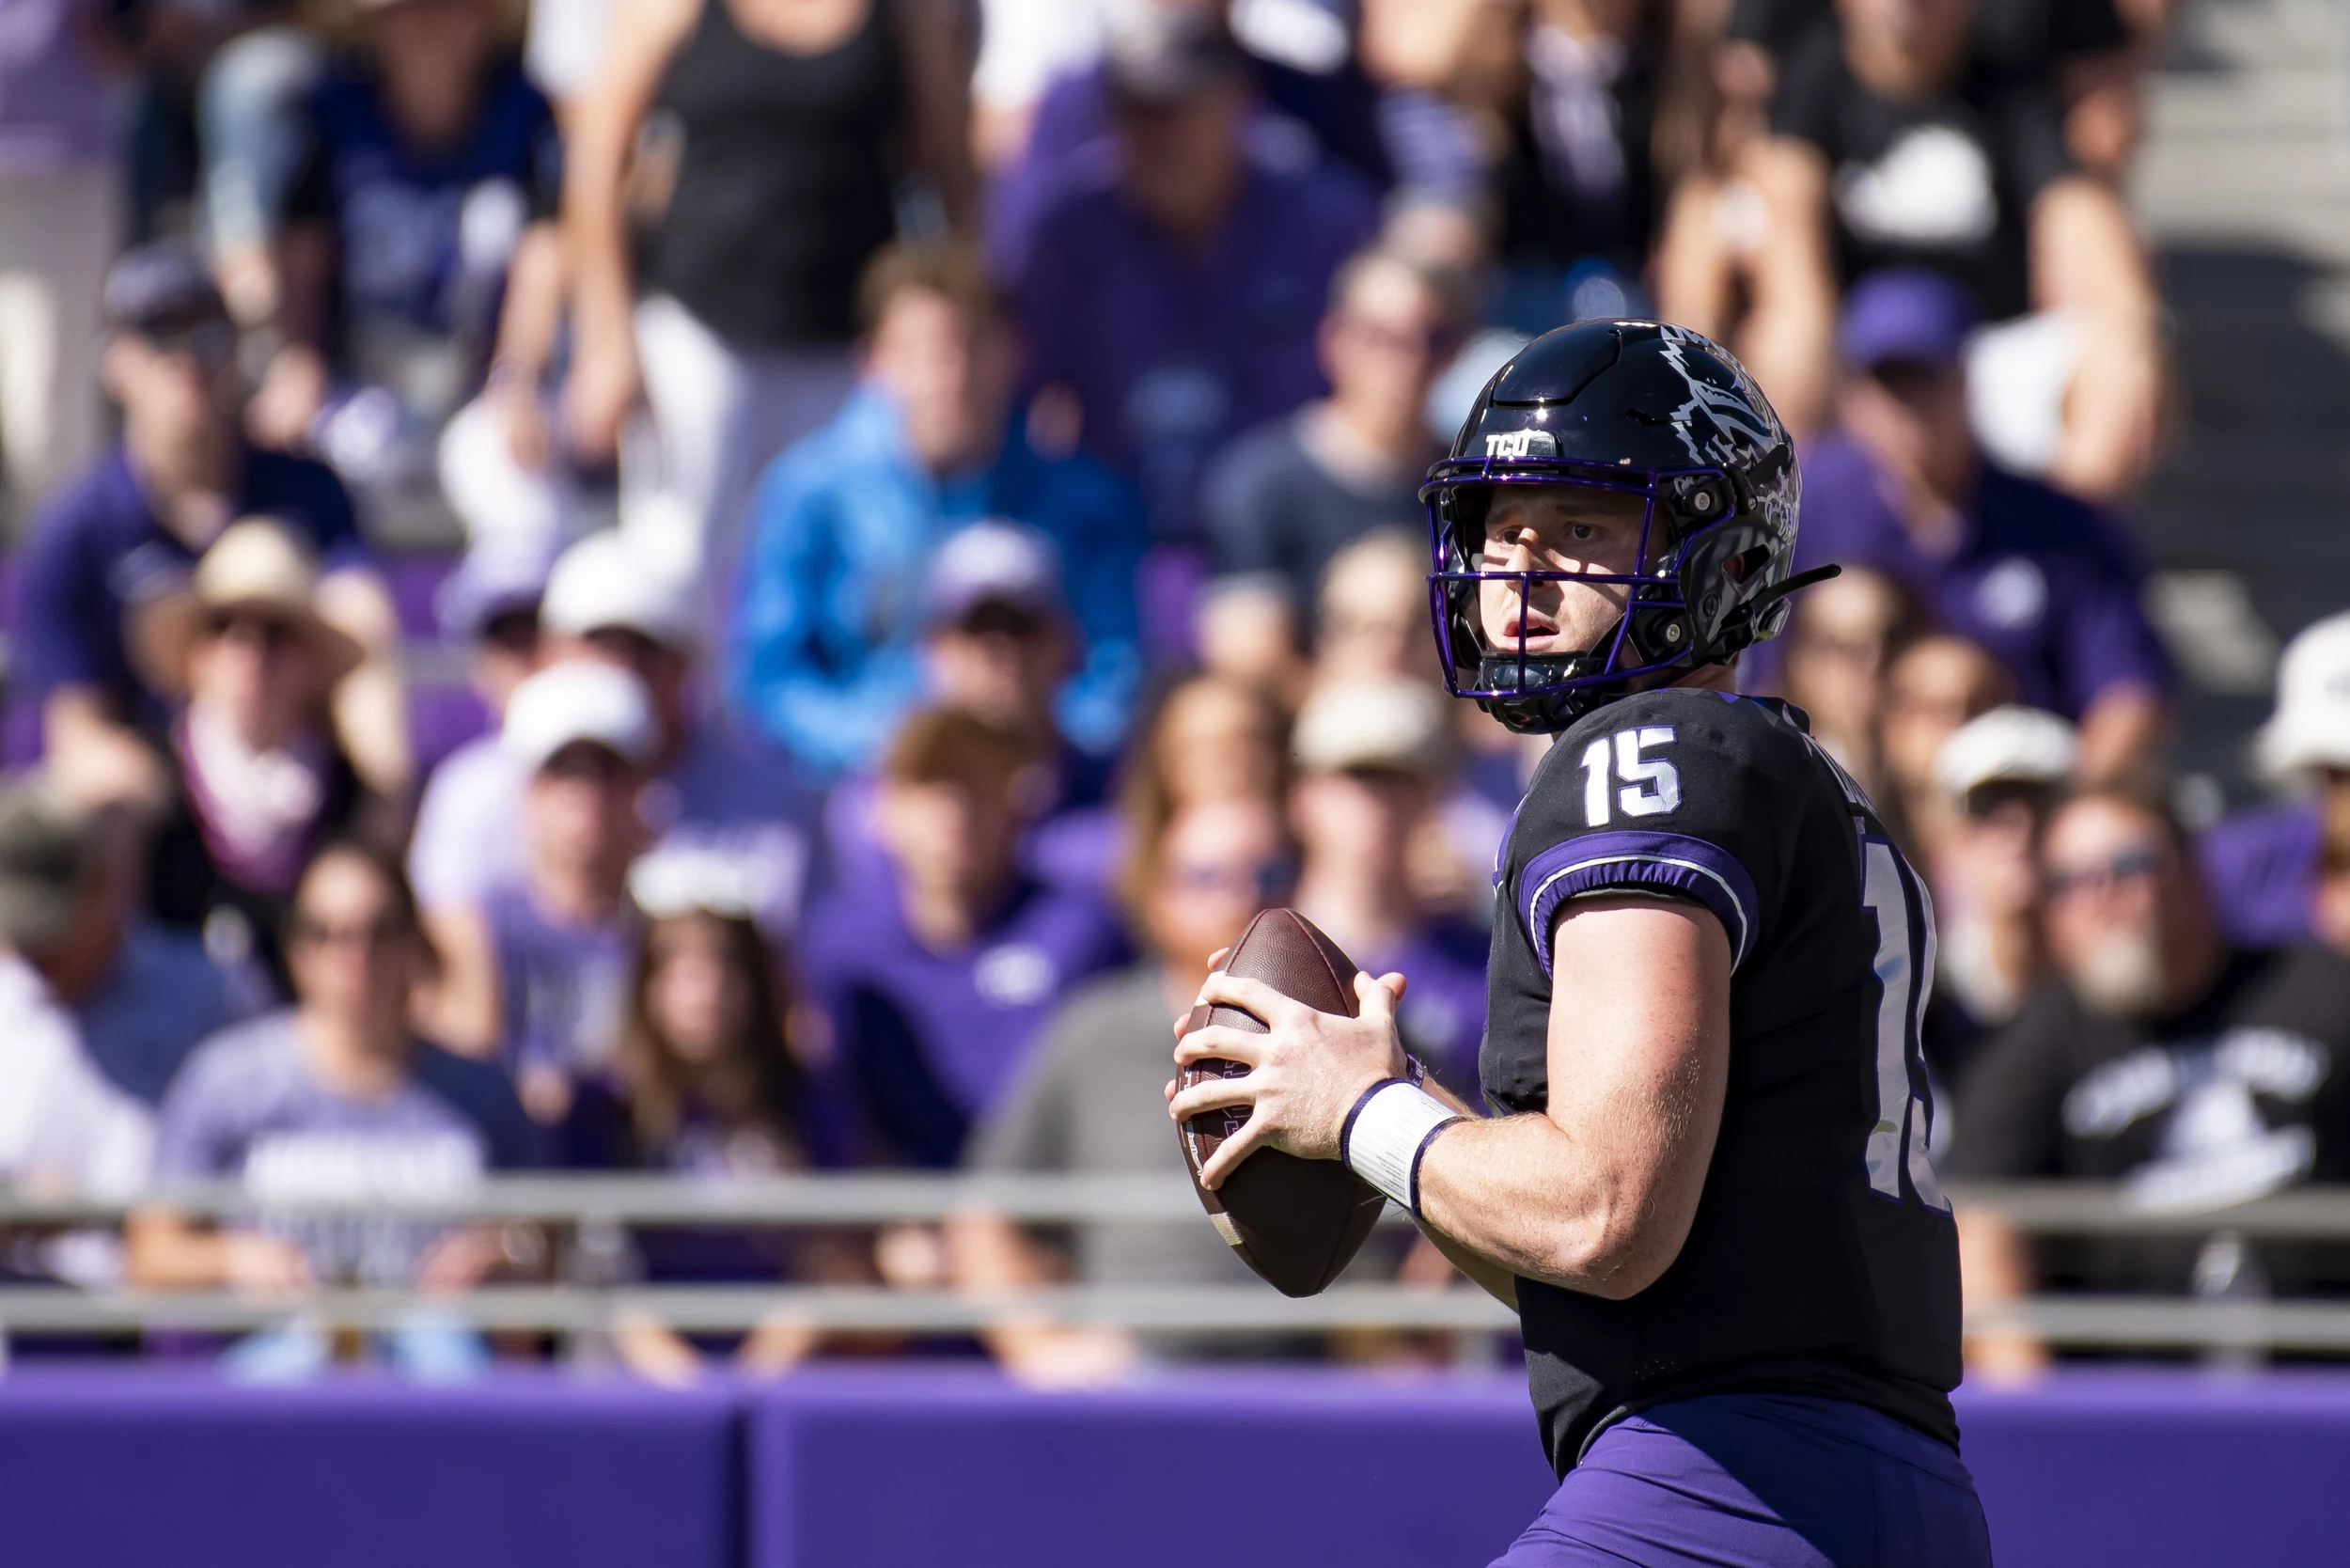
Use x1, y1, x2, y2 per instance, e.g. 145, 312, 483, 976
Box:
1519, 830, 1759, 973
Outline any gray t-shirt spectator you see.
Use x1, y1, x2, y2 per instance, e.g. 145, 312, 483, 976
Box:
970, 964, 1314, 1359
1202, 414, 1423, 633
154, 1012, 537, 1286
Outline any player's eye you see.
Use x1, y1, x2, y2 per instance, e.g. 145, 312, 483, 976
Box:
1569, 523, 1599, 542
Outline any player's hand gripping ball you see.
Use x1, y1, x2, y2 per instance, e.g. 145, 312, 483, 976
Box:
1168, 909, 1408, 1297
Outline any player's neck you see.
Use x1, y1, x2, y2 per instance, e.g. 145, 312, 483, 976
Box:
1658, 661, 1738, 696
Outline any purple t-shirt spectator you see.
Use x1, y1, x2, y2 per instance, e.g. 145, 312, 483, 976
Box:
1782, 433, 2171, 718
799, 874, 1126, 1167
815, 748, 1115, 905
412, 725, 814, 933
14, 447, 360, 727
1012, 158, 1377, 541
153, 1011, 537, 1285
2200, 799, 2321, 949
559, 1079, 857, 1284
483, 887, 631, 1080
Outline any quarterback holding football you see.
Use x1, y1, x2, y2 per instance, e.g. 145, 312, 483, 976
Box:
1169, 321, 1992, 1566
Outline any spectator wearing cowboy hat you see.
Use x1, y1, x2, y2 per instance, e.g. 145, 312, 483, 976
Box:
133, 517, 377, 998
15, 243, 407, 812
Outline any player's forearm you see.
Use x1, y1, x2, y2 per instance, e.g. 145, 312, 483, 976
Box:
1408, 901, 1731, 1301
1413, 1115, 1698, 1301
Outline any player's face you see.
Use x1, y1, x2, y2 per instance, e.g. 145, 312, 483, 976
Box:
1476, 485, 1653, 658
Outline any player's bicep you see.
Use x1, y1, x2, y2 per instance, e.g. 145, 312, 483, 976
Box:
1544, 895, 1732, 1261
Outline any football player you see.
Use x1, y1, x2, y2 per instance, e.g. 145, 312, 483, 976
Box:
1168, 321, 1991, 1566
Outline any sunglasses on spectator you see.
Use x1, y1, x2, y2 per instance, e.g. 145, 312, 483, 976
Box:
1963, 780, 2056, 822
140, 318, 239, 374
955, 600, 1052, 639
481, 608, 540, 656
289, 913, 411, 951
540, 742, 636, 783
1864, 358, 1959, 399
2044, 844, 2165, 902
202, 608, 305, 651
1166, 857, 1293, 899
1338, 310, 1451, 361
584, 627, 668, 668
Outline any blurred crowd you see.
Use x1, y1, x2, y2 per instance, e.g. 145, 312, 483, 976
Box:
6, 0, 2350, 1387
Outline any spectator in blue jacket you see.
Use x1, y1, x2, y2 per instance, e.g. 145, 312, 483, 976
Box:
728, 242, 1146, 783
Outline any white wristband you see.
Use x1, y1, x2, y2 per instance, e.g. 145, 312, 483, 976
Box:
1341, 1080, 1463, 1216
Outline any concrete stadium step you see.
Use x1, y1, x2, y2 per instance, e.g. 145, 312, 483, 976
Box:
2129, 0, 2350, 797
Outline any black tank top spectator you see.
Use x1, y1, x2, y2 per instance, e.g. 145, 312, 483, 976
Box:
561, 0, 975, 596
1731, 2, 2163, 502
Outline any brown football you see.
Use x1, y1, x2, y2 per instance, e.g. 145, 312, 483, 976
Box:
1177, 908, 1387, 1298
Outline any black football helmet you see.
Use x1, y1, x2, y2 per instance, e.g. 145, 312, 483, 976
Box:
1421, 320, 1810, 733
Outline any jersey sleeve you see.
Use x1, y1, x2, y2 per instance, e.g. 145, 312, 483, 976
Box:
1508, 693, 1794, 979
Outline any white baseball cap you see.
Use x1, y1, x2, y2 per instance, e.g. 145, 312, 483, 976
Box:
541, 531, 698, 650
1292, 676, 1453, 777
1934, 705, 2077, 800
501, 661, 658, 773
2255, 612, 2350, 779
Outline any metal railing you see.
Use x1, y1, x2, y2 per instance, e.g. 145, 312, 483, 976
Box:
2, 1175, 2346, 1349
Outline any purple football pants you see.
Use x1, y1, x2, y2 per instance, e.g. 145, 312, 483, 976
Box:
1490, 1393, 1992, 1568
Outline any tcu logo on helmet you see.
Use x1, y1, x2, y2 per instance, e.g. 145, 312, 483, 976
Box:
1485, 429, 1559, 459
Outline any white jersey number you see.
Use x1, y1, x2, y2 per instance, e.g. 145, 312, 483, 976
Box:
1579, 727, 1681, 827
1860, 837, 1949, 1211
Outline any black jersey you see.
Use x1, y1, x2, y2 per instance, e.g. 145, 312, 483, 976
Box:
1481, 688, 1962, 1475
